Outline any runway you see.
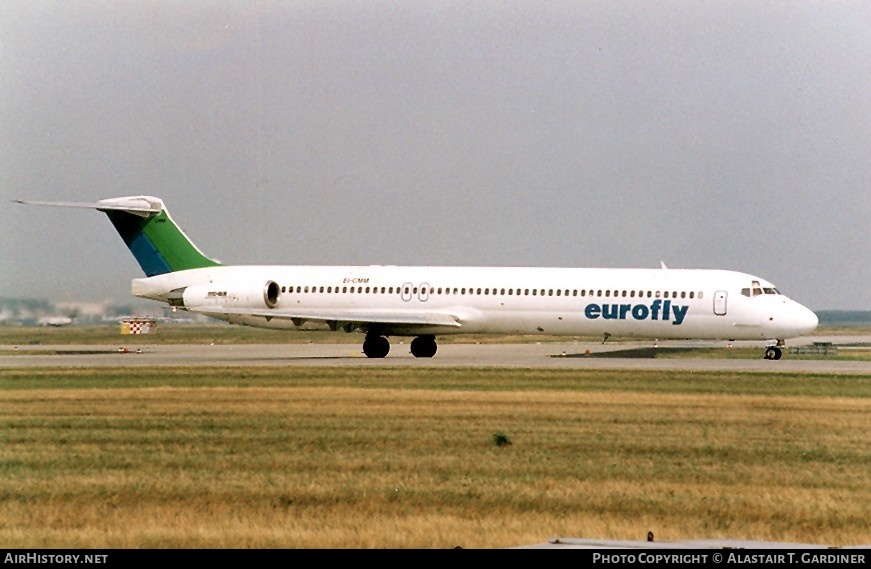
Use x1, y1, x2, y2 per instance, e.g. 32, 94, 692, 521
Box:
3, 335, 870, 374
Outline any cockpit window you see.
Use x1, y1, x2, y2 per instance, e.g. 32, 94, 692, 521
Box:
743, 282, 783, 297
750, 280, 763, 296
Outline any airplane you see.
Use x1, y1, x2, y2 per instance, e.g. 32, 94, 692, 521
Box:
15, 196, 819, 360
37, 315, 74, 327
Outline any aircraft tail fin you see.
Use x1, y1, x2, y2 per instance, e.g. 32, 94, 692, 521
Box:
14, 196, 222, 276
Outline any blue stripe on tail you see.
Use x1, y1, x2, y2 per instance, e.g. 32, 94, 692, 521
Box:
105, 211, 172, 276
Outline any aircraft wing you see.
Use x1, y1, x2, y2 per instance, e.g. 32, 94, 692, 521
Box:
188, 306, 463, 332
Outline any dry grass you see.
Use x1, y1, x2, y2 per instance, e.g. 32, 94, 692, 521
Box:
1, 367, 869, 548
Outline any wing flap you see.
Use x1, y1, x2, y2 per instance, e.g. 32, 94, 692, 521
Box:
189, 307, 463, 329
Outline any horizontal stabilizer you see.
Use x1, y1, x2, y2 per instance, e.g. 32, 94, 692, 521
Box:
13, 196, 164, 218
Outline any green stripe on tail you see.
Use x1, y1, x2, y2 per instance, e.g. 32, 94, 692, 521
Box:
105, 206, 221, 276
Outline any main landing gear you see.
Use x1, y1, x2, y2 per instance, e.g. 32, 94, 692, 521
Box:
362, 334, 390, 358
362, 333, 438, 358
410, 335, 438, 358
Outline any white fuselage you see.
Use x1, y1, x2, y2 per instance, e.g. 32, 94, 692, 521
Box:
132, 265, 819, 342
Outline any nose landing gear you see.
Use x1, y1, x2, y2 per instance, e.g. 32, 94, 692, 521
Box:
764, 338, 786, 360
764, 346, 783, 360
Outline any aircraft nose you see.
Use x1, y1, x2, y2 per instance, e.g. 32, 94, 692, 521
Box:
774, 301, 818, 338
796, 305, 819, 335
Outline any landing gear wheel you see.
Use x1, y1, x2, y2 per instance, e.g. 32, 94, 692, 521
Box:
410, 335, 438, 358
363, 335, 390, 358
764, 346, 782, 360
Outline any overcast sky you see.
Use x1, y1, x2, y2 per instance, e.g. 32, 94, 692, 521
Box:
3, 1, 869, 311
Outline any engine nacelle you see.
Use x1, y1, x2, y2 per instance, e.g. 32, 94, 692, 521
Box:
180, 280, 281, 311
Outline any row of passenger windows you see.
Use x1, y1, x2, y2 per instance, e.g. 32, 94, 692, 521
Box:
279, 284, 704, 300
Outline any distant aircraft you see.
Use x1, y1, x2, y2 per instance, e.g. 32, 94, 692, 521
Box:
16, 196, 818, 359
37, 315, 74, 327
37, 307, 78, 327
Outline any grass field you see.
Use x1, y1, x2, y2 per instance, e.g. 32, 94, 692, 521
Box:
1, 364, 869, 549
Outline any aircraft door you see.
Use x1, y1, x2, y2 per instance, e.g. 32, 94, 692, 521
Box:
418, 282, 430, 302
714, 290, 728, 316
401, 282, 413, 303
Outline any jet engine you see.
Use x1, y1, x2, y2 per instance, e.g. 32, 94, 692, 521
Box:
179, 280, 281, 310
